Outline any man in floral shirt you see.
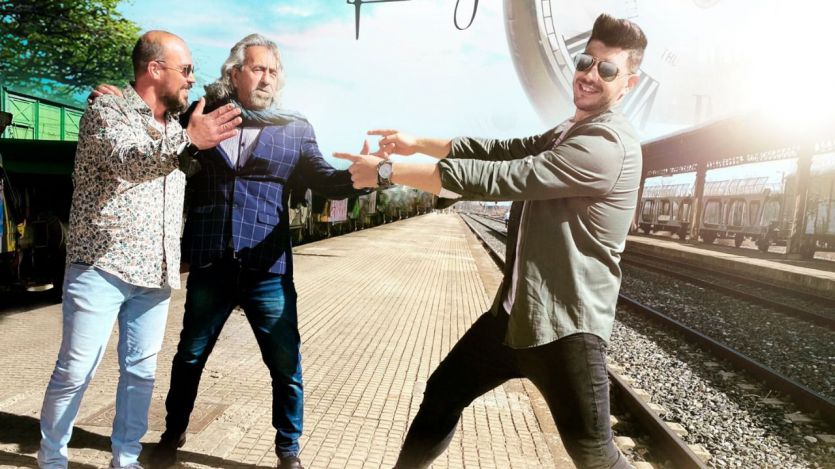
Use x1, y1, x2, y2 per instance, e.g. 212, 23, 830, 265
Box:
37, 30, 241, 469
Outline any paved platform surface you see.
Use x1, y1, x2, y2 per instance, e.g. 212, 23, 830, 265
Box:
0, 213, 573, 468
627, 234, 835, 298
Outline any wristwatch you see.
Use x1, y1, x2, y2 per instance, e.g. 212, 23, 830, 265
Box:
181, 131, 200, 156
186, 143, 201, 156
377, 160, 393, 187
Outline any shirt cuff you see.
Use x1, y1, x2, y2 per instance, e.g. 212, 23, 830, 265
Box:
176, 130, 192, 154
438, 188, 462, 199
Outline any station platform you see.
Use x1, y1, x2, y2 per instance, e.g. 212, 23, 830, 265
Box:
0, 213, 573, 469
626, 234, 835, 299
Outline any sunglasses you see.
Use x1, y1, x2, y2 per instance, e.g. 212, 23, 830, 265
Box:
573, 53, 623, 82
155, 60, 195, 77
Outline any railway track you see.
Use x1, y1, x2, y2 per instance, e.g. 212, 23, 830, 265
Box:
460, 213, 707, 468
468, 213, 835, 328
464, 213, 508, 241
621, 251, 835, 329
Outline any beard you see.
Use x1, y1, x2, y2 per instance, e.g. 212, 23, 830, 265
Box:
247, 88, 275, 110
573, 96, 610, 115
161, 88, 189, 115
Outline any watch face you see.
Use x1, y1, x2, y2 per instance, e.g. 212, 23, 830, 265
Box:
504, 0, 807, 139
379, 162, 393, 179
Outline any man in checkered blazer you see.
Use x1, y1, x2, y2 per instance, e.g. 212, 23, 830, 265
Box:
149, 34, 368, 469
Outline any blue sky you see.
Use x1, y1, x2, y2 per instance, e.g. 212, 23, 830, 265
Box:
118, 0, 545, 168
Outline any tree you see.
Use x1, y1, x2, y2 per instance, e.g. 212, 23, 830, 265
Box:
0, 0, 140, 95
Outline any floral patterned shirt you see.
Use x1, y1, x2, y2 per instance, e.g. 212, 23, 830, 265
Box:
66, 85, 189, 289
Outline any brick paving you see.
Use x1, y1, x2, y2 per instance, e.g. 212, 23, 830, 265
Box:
0, 213, 572, 468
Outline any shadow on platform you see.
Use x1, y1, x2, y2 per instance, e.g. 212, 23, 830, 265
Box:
0, 412, 274, 469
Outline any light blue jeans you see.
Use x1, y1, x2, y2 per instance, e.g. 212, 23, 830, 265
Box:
38, 263, 171, 468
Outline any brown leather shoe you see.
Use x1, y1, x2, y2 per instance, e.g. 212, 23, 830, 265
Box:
278, 455, 304, 469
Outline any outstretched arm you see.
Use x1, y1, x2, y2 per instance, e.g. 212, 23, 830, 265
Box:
368, 128, 553, 162
335, 124, 625, 202
296, 125, 372, 199
332, 152, 442, 195
368, 129, 451, 159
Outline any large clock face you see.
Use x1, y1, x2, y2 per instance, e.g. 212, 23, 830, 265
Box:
503, 0, 819, 139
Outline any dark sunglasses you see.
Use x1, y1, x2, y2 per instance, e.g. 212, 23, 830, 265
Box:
573, 53, 622, 82
155, 60, 195, 77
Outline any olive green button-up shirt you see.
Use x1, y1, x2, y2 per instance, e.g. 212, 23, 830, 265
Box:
438, 110, 642, 348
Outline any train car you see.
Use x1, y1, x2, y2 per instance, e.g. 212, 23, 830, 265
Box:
0, 139, 77, 293
295, 186, 435, 241
287, 189, 312, 244
414, 189, 436, 215
1, 86, 83, 141
638, 183, 693, 239
0, 87, 82, 293
697, 177, 786, 249
308, 193, 351, 238
348, 191, 377, 230
637, 177, 787, 250
376, 187, 397, 223
787, 158, 835, 257
377, 186, 416, 222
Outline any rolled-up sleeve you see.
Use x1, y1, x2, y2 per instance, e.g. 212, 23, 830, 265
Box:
438, 124, 625, 201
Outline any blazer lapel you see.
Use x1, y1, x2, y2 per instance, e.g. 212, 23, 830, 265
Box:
214, 143, 235, 170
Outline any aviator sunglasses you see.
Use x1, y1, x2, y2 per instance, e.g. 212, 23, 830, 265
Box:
573, 53, 623, 82
155, 60, 195, 78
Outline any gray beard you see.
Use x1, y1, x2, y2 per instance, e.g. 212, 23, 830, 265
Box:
248, 90, 274, 110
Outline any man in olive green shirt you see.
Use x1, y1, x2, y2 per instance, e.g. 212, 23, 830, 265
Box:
336, 14, 646, 469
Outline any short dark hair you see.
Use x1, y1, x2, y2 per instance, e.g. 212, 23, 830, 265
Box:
588, 14, 647, 73
131, 33, 166, 78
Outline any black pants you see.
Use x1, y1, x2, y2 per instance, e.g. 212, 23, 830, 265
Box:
395, 312, 629, 469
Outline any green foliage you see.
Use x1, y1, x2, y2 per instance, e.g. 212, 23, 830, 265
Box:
0, 0, 140, 94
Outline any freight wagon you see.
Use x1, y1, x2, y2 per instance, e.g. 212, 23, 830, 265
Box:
0, 86, 82, 293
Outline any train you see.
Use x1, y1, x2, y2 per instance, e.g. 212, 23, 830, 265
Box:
638, 177, 782, 249
638, 159, 835, 258
0, 88, 437, 294
287, 185, 436, 243
1, 86, 81, 294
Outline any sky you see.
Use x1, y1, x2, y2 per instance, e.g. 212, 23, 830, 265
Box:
115, 0, 834, 179
118, 0, 545, 168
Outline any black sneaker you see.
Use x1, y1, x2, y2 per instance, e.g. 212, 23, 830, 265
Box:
148, 432, 186, 469
278, 455, 304, 469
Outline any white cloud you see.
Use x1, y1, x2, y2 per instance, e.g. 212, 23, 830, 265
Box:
271, 5, 316, 18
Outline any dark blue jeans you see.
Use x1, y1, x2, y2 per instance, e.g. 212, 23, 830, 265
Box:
395, 312, 629, 469
162, 259, 303, 458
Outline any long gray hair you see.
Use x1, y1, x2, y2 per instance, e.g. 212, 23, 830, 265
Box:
204, 33, 286, 106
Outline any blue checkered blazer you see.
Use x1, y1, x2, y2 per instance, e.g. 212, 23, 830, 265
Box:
181, 120, 356, 276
